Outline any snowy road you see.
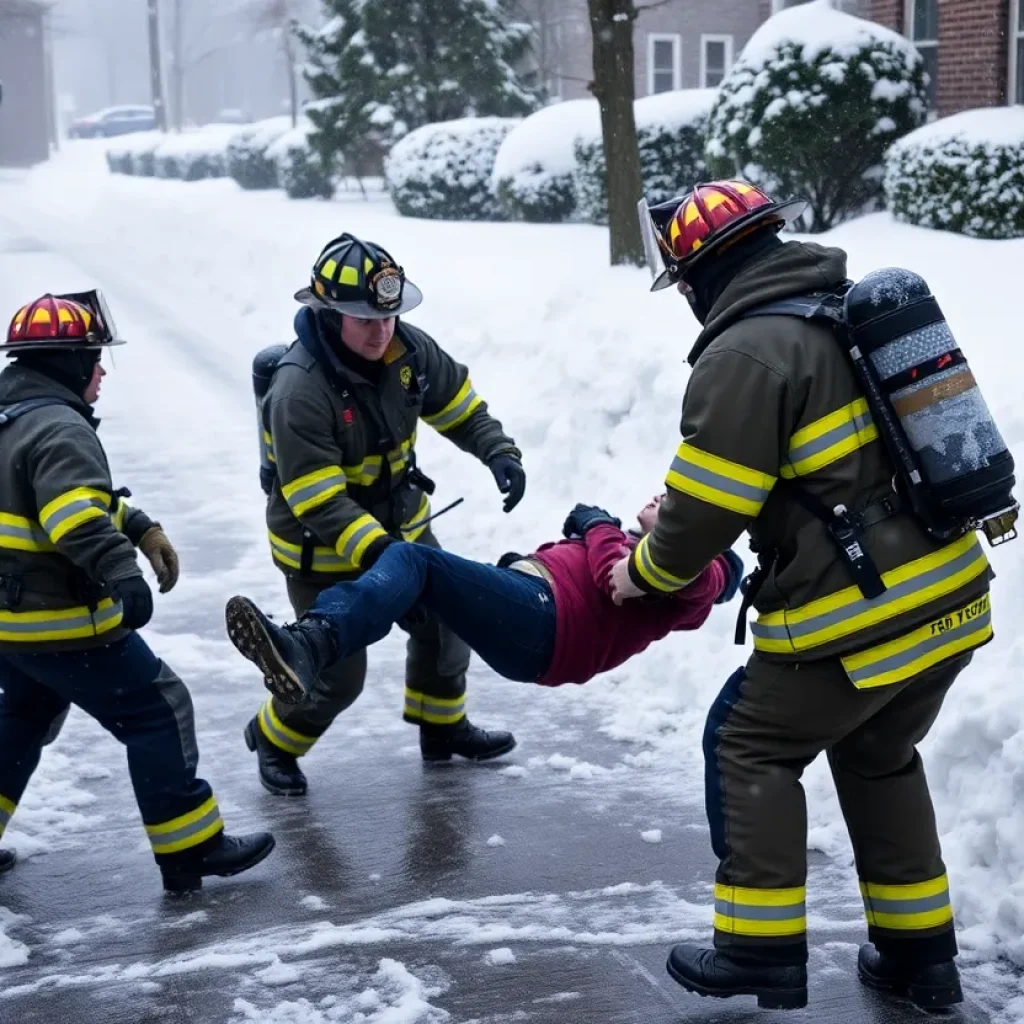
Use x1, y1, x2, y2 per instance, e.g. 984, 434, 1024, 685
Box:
0, 156, 1011, 1022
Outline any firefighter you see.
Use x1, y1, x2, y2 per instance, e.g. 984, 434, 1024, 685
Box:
246, 233, 524, 796
0, 293, 275, 893
610, 181, 993, 1011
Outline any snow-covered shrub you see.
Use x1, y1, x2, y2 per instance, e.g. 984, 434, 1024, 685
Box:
884, 108, 1024, 240
106, 131, 165, 176
385, 117, 519, 220
574, 89, 716, 225
153, 125, 237, 181
492, 99, 600, 222
226, 116, 293, 190
705, 0, 927, 231
267, 120, 336, 200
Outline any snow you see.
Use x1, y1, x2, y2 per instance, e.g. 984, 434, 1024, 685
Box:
739, 0, 918, 72
640, 830, 662, 845
490, 98, 600, 187
891, 105, 1024, 153
229, 116, 295, 154
265, 119, 317, 163
486, 834, 506, 847
633, 89, 717, 132
301, 896, 330, 911
3, 142, 1024, 1011
153, 124, 241, 159
483, 947, 516, 965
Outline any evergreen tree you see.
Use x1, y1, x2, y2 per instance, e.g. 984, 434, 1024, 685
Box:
299, 0, 538, 175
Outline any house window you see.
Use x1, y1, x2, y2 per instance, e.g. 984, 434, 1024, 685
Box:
910, 0, 939, 109
1014, 0, 1024, 104
700, 35, 734, 88
648, 33, 681, 95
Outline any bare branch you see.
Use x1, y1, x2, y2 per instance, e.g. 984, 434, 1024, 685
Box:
635, 0, 681, 14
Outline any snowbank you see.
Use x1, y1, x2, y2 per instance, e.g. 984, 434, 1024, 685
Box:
105, 130, 166, 176
385, 116, 519, 220
153, 124, 240, 181
885, 107, 1024, 239
634, 88, 717, 131
228, 116, 296, 190
491, 99, 600, 221
265, 119, 335, 200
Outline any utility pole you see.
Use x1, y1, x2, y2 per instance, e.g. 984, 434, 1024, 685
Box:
147, 0, 168, 131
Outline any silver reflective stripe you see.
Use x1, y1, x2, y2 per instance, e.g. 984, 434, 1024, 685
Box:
149, 804, 221, 850
154, 662, 199, 773
421, 698, 465, 719
427, 388, 479, 431
285, 470, 345, 512
670, 454, 772, 506
863, 891, 950, 916
787, 410, 874, 468
714, 899, 806, 921
339, 520, 381, 563
0, 601, 121, 635
40, 496, 105, 536
0, 520, 51, 549
751, 541, 985, 645
845, 608, 991, 685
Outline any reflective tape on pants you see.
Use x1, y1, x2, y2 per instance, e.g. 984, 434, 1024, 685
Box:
146, 796, 224, 855
861, 875, 953, 931
713, 884, 807, 938
404, 688, 466, 725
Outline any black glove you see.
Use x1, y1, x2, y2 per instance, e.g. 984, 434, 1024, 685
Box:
361, 535, 397, 570
716, 549, 745, 605
113, 575, 154, 630
397, 603, 431, 631
562, 503, 621, 539
489, 453, 526, 513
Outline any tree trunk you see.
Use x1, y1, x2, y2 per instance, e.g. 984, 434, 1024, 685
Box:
147, 0, 168, 131
283, 30, 298, 128
586, 0, 645, 266
171, 0, 184, 130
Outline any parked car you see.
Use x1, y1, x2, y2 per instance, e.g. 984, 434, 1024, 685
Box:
68, 105, 156, 139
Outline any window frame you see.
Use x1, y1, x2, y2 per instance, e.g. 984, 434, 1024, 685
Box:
700, 34, 734, 88
647, 32, 682, 95
906, 0, 939, 110
1010, 0, 1024, 105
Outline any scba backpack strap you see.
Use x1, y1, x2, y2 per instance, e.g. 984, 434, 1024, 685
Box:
0, 397, 72, 428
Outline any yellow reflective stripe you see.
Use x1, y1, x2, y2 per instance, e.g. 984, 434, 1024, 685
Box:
632, 533, 693, 593
752, 533, 989, 654
0, 598, 123, 643
0, 793, 15, 835
841, 594, 992, 689
262, 430, 276, 465
258, 699, 317, 756
666, 443, 776, 517
281, 465, 347, 517
268, 531, 362, 574
39, 487, 112, 544
0, 511, 54, 552
404, 687, 466, 725
343, 456, 382, 487
713, 884, 807, 938
145, 796, 224, 855
423, 379, 483, 433
112, 498, 129, 533
780, 398, 879, 479
387, 431, 417, 476
860, 875, 953, 931
336, 514, 388, 568
400, 493, 431, 542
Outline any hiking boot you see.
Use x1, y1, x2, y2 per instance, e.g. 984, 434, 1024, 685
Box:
420, 718, 516, 763
244, 718, 308, 796
666, 943, 808, 1010
161, 831, 275, 895
0, 849, 15, 875
226, 595, 333, 704
857, 943, 963, 1010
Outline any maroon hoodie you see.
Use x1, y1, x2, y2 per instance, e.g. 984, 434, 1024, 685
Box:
530, 524, 727, 687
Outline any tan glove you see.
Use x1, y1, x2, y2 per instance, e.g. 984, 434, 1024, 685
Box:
139, 527, 180, 594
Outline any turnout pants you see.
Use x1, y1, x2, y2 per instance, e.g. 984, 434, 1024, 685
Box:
0, 634, 223, 867
703, 650, 970, 967
258, 530, 482, 758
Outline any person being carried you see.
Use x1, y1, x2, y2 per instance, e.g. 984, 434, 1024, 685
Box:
224, 497, 743, 705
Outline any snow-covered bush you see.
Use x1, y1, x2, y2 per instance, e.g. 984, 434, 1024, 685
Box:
385, 117, 519, 220
106, 131, 165, 177
492, 99, 600, 222
266, 120, 336, 200
153, 125, 237, 181
226, 116, 293, 190
884, 108, 1024, 239
574, 89, 716, 225
706, 0, 927, 231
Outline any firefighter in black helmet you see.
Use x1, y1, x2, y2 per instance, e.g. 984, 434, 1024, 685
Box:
244, 234, 525, 795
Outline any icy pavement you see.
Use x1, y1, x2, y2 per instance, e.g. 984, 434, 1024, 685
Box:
0, 149, 1020, 1020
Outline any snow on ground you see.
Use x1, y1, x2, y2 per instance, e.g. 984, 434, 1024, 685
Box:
3, 141, 1024, 1013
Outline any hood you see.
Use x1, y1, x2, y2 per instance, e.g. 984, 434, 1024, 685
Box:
687, 242, 849, 366
0, 363, 97, 426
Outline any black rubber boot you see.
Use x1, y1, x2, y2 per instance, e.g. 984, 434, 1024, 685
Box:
161, 831, 276, 895
666, 944, 808, 1011
0, 848, 16, 875
857, 943, 963, 1011
244, 718, 308, 796
420, 718, 516, 763
226, 595, 333, 704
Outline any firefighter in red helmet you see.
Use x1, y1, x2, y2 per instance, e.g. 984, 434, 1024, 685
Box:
0, 292, 275, 892
609, 181, 990, 1011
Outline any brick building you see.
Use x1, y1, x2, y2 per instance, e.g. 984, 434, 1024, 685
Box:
867, 0, 1023, 115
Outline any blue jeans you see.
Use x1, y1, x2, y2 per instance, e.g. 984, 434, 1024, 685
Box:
309, 544, 557, 683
